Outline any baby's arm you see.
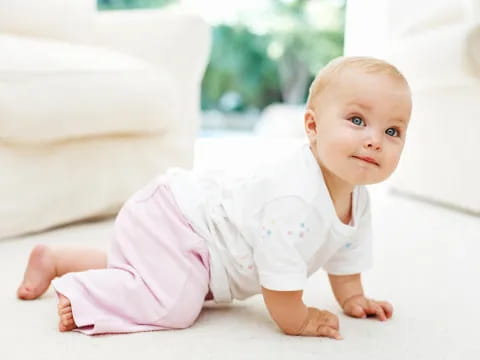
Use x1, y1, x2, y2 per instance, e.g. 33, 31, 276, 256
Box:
261, 287, 342, 339
328, 273, 393, 321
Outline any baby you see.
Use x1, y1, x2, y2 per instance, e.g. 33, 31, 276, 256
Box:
17, 56, 412, 339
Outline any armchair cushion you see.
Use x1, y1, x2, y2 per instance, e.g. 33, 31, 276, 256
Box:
0, 34, 179, 143
0, 134, 189, 239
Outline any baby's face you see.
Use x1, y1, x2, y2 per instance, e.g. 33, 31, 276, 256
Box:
305, 67, 412, 186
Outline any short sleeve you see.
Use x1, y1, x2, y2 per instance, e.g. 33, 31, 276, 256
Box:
323, 189, 373, 275
253, 197, 310, 291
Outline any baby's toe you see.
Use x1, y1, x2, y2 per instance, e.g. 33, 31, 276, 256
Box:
58, 322, 67, 332
59, 317, 75, 332
59, 306, 72, 315
57, 293, 70, 304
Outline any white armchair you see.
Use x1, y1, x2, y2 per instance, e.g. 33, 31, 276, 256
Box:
0, 0, 211, 239
345, 0, 480, 214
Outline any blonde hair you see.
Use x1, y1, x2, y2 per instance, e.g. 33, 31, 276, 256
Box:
306, 56, 409, 110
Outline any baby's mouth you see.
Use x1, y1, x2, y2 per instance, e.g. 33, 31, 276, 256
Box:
352, 155, 380, 166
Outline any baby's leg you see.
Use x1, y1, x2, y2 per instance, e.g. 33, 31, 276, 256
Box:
17, 244, 107, 300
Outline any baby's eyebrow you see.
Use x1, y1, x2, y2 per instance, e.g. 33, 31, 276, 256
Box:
346, 101, 372, 111
346, 101, 408, 125
391, 117, 407, 125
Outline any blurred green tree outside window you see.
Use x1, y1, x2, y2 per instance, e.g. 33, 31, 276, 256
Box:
98, 0, 176, 10
98, 0, 345, 116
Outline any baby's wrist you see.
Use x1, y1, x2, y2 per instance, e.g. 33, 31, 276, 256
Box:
341, 294, 364, 309
295, 307, 314, 335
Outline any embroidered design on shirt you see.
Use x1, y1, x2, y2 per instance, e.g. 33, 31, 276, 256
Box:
263, 221, 310, 239
261, 225, 272, 238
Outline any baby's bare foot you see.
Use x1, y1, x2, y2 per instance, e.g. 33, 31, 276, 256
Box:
17, 244, 56, 300
57, 294, 77, 332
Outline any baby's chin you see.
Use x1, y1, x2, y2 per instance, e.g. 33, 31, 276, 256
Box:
338, 171, 389, 187
321, 160, 392, 187
352, 178, 383, 186
349, 172, 392, 186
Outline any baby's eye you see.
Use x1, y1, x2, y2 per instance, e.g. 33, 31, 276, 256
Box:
385, 128, 400, 137
350, 116, 364, 126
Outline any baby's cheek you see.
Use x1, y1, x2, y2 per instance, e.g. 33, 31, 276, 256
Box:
385, 152, 401, 173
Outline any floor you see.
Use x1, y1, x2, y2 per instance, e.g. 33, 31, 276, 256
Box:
1, 135, 479, 360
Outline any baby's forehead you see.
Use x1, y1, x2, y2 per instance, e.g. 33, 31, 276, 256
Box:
337, 65, 406, 84
328, 70, 411, 113
331, 67, 410, 98
307, 59, 411, 112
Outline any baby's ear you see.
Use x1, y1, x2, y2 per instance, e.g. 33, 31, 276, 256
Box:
304, 109, 318, 139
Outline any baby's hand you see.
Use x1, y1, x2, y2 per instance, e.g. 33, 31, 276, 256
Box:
342, 295, 393, 321
298, 307, 343, 340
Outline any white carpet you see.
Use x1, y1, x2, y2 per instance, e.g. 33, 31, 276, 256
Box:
2, 136, 479, 359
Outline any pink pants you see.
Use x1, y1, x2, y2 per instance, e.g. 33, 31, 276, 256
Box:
52, 178, 211, 335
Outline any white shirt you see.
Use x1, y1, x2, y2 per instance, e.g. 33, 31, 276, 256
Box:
165, 144, 373, 303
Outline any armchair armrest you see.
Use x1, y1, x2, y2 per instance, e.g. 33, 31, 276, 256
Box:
391, 23, 480, 91
466, 25, 480, 76
463, 0, 480, 24
0, 0, 95, 41
91, 8, 211, 86
90, 7, 211, 154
